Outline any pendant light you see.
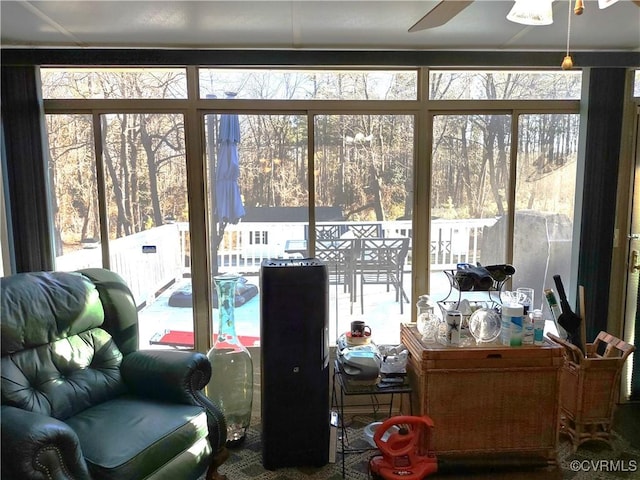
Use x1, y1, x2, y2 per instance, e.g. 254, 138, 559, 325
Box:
561, 0, 574, 70
507, 0, 554, 25
598, 0, 620, 8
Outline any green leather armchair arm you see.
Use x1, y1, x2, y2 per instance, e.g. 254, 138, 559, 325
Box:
121, 349, 227, 451
121, 349, 210, 402
1, 405, 92, 480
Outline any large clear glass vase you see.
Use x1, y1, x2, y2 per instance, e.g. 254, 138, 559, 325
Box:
206, 273, 253, 447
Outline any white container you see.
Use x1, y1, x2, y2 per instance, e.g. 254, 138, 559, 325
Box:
446, 310, 462, 345
522, 313, 534, 345
501, 303, 523, 347
533, 309, 545, 345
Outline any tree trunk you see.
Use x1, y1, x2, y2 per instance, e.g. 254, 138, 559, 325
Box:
370, 161, 385, 221
102, 115, 132, 237
139, 119, 163, 227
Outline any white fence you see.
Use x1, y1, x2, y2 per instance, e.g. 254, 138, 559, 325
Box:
211, 218, 495, 274
210, 220, 416, 273
55, 224, 183, 306
56, 218, 497, 307
430, 218, 495, 268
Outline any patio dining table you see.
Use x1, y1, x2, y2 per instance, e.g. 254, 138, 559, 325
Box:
283, 236, 410, 314
284, 238, 361, 308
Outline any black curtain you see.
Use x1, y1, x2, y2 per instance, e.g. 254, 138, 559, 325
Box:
577, 68, 626, 342
1, 66, 53, 272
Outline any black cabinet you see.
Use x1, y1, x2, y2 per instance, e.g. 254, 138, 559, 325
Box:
260, 259, 330, 469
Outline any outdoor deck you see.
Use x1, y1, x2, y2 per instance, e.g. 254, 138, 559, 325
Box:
55, 218, 502, 350
138, 270, 466, 350
56, 218, 494, 310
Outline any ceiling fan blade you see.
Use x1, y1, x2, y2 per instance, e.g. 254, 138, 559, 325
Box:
408, 0, 474, 32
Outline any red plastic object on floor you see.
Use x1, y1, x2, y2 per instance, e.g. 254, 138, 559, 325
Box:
369, 415, 438, 480
149, 329, 260, 348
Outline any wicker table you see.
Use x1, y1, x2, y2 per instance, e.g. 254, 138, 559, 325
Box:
401, 323, 563, 465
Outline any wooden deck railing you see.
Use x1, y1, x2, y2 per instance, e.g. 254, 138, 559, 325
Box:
56, 218, 497, 307
55, 224, 183, 307
208, 218, 495, 273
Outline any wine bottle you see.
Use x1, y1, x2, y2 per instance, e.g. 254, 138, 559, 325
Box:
552, 275, 585, 355
544, 289, 562, 322
544, 288, 567, 338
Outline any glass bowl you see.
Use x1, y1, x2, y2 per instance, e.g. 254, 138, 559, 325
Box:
468, 308, 501, 343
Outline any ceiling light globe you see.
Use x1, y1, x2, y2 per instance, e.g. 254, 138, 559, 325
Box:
507, 0, 554, 26
598, 0, 620, 9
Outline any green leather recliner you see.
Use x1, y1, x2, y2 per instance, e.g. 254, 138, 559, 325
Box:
1, 268, 228, 480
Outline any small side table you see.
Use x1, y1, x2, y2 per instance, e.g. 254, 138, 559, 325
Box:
331, 360, 413, 478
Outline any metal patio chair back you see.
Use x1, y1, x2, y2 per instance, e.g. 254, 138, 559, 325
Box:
356, 237, 410, 314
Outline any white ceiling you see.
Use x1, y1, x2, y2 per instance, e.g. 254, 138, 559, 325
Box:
0, 0, 639, 52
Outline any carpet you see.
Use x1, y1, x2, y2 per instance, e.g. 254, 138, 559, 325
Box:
216, 415, 640, 479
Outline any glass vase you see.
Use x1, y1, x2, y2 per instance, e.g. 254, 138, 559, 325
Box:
206, 273, 253, 447
416, 295, 438, 344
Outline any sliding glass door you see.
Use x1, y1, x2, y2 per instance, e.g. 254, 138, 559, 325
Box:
40, 66, 582, 352
200, 111, 309, 346
47, 111, 193, 348
430, 112, 578, 317
314, 114, 414, 342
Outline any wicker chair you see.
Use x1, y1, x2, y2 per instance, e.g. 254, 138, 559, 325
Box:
548, 331, 635, 451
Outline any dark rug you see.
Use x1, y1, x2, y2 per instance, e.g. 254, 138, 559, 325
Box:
217, 415, 640, 479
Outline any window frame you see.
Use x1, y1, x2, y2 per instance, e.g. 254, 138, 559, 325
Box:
39, 65, 582, 352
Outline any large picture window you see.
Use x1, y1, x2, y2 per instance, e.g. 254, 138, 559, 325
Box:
429, 70, 582, 100
41, 68, 187, 99
40, 67, 581, 348
198, 68, 418, 100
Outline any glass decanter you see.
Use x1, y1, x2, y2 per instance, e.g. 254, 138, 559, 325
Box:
416, 294, 439, 344
206, 273, 254, 447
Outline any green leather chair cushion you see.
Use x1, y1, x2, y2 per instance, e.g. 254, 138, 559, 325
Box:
66, 395, 208, 480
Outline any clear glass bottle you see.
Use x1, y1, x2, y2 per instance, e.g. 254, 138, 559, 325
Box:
416, 294, 434, 318
416, 295, 438, 343
206, 273, 253, 447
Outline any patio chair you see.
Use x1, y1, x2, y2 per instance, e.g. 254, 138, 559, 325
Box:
305, 224, 348, 240
315, 238, 361, 306
356, 237, 410, 314
347, 223, 383, 238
